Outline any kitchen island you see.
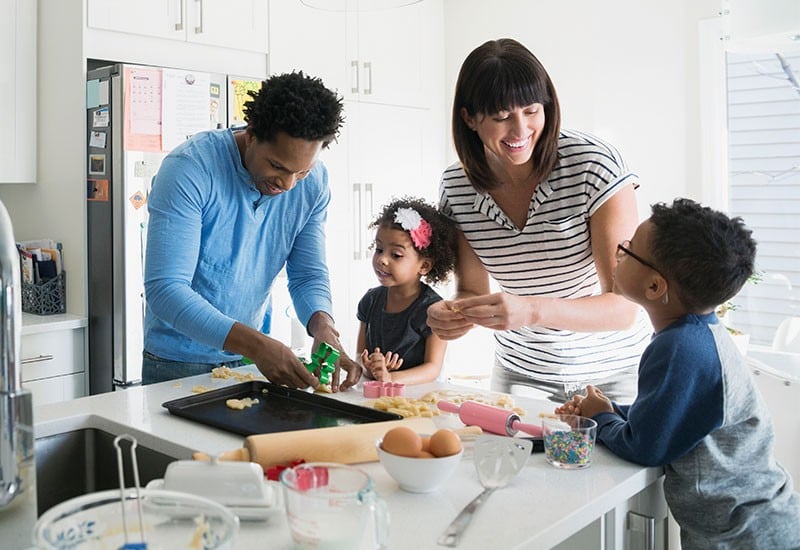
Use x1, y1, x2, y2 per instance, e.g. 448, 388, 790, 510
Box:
32, 368, 668, 549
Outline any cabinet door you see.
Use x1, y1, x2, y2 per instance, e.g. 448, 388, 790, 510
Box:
267, 0, 349, 94
327, 102, 433, 349
354, 0, 443, 108
87, 0, 185, 40
0, 0, 36, 183
88, 0, 267, 52
187, 0, 268, 52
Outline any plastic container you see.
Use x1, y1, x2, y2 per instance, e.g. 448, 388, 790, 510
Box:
33, 488, 239, 549
541, 415, 597, 469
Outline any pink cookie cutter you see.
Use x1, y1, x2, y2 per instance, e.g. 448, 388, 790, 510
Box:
363, 381, 405, 398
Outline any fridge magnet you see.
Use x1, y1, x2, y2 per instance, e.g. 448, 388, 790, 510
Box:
89, 154, 106, 175
129, 191, 147, 210
87, 179, 109, 202
89, 130, 107, 149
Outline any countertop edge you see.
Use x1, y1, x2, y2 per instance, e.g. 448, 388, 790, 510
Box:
22, 312, 88, 335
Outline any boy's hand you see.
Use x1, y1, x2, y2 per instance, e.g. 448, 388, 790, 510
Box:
578, 385, 615, 418
555, 394, 585, 416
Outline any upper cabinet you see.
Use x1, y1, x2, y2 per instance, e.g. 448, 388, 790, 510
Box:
0, 0, 36, 184
87, 0, 268, 53
268, 0, 442, 109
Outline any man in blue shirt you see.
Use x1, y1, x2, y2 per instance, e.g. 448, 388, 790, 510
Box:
143, 72, 359, 391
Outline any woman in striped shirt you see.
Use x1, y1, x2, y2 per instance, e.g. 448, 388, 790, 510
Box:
427, 38, 651, 403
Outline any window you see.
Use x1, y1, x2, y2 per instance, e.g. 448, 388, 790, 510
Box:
724, 51, 800, 346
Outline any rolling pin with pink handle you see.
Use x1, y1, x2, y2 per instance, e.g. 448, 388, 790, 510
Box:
437, 400, 543, 437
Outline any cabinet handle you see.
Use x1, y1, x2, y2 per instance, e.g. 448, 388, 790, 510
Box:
627, 511, 655, 550
351, 60, 360, 94
363, 61, 372, 95
21, 354, 55, 365
194, 0, 204, 34
353, 183, 361, 260
175, 0, 184, 30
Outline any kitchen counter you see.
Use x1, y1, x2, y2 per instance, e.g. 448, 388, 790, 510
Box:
21, 312, 87, 335
32, 368, 667, 549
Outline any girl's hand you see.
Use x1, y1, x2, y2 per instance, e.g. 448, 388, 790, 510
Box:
362, 347, 390, 382
383, 351, 404, 371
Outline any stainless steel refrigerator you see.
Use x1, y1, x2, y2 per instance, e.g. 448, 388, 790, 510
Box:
86, 63, 261, 392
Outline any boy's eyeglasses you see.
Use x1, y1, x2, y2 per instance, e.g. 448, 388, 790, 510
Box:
616, 241, 665, 278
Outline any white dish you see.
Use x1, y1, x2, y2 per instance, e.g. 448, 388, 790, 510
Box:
146, 459, 282, 521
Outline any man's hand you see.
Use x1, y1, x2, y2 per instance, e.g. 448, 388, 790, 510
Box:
224, 322, 318, 388
307, 311, 361, 391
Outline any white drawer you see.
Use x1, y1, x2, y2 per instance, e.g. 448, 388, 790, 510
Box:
22, 372, 86, 406
20, 327, 86, 382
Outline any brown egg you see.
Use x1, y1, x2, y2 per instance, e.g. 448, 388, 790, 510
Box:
381, 426, 422, 457
416, 450, 435, 458
429, 429, 462, 457
420, 435, 431, 453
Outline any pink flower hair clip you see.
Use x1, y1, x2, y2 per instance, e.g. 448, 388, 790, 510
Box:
394, 207, 432, 250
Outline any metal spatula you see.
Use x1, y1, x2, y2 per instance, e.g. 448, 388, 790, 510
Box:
437, 435, 532, 547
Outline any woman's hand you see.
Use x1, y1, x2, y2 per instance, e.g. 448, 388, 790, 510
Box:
427, 300, 475, 340
452, 292, 544, 331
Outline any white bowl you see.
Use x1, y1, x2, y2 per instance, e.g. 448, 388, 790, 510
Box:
376, 440, 463, 493
34, 488, 239, 549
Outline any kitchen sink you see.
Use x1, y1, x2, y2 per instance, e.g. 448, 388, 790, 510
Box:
35, 427, 179, 516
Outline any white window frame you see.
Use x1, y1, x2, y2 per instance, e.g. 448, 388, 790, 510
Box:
699, 17, 800, 360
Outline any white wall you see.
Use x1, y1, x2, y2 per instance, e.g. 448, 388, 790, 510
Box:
441, 0, 722, 220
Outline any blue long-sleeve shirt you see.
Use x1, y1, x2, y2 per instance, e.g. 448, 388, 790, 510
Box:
594, 313, 800, 548
143, 129, 333, 363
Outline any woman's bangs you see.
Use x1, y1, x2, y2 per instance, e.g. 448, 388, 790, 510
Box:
472, 66, 546, 115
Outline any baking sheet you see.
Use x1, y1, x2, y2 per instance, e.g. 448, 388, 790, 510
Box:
162, 381, 402, 436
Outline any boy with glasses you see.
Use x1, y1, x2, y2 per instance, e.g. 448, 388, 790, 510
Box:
557, 198, 800, 548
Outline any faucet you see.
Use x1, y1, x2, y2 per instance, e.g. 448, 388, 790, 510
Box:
0, 199, 36, 547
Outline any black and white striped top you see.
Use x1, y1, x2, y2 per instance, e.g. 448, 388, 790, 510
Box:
439, 129, 651, 382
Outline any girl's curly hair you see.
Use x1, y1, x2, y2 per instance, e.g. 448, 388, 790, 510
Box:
243, 71, 344, 147
370, 196, 458, 285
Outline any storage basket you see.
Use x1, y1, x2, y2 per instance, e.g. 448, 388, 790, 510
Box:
21, 271, 66, 315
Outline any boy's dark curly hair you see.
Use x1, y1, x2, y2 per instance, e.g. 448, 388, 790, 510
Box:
649, 198, 756, 312
370, 196, 458, 285
243, 71, 344, 147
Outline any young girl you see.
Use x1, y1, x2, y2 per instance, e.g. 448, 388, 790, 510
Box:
357, 197, 457, 384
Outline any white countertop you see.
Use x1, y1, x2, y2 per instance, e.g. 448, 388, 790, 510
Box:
33, 368, 664, 549
21, 312, 87, 335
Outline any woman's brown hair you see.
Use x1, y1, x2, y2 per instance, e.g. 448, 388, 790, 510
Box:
452, 38, 561, 193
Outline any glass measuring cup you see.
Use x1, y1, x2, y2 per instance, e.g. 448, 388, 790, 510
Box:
280, 462, 389, 550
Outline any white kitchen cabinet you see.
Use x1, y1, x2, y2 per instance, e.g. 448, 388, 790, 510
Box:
268, 0, 441, 108
87, 0, 268, 53
268, 0, 447, 349
21, 314, 88, 406
552, 476, 670, 550
324, 102, 434, 347
0, 0, 36, 183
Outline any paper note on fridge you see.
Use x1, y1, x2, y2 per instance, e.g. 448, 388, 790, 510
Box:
161, 69, 213, 152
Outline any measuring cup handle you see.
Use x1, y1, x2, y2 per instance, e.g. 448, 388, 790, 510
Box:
365, 492, 390, 549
